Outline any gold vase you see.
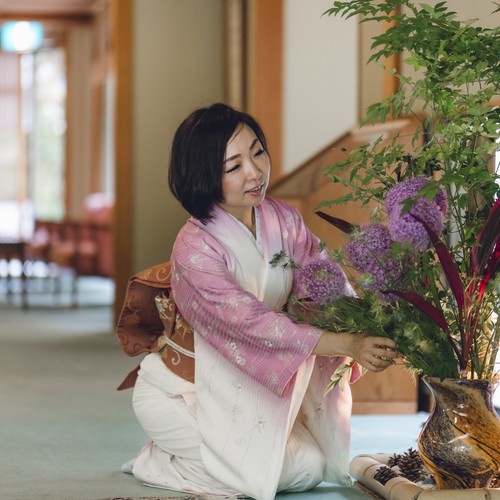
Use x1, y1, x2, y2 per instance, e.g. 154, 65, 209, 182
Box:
418, 377, 500, 489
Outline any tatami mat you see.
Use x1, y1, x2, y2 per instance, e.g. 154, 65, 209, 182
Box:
0, 277, 491, 499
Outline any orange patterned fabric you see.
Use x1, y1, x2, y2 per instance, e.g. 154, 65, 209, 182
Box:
115, 261, 194, 389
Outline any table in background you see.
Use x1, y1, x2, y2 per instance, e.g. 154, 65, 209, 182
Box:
0, 239, 28, 308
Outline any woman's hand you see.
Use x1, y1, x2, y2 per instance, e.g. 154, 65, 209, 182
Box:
343, 333, 399, 372
313, 331, 400, 372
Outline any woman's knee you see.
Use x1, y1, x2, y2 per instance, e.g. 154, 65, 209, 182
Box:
279, 424, 326, 492
132, 376, 201, 459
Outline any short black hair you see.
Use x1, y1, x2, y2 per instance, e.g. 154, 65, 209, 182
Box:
168, 103, 268, 223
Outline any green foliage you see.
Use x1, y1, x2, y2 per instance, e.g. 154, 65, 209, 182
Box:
268, 249, 300, 270
319, 0, 500, 382
289, 288, 459, 384
323, 0, 499, 231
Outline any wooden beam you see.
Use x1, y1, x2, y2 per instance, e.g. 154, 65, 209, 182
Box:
0, 13, 93, 24
109, 0, 132, 323
90, 83, 104, 193
63, 33, 72, 219
223, 0, 247, 110
246, 0, 283, 183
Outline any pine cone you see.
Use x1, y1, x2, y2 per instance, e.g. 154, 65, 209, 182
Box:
387, 452, 401, 467
374, 466, 400, 486
490, 472, 500, 489
398, 448, 425, 483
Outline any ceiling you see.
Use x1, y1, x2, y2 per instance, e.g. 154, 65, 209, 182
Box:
0, 0, 105, 16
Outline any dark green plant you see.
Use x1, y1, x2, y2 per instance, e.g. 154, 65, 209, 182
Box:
315, 1, 499, 381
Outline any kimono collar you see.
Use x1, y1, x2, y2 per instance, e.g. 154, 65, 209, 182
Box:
189, 199, 292, 310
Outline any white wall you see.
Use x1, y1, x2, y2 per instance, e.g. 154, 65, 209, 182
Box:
411, 0, 498, 28
283, 0, 358, 173
132, 0, 224, 271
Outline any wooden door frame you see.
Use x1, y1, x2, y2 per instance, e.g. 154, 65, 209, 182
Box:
109, 0, 133, 321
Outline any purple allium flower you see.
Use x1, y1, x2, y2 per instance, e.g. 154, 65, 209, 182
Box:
345, 224, 392, 271
345, 224, 403, 302
385, 177, 448, 250
385, 177, 429, 214
385, 176, 448, 217
296, 259, 347, 305
434, 188, 449, 217
387, 199, 445, 251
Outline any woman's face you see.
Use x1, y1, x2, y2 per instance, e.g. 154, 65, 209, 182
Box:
220, 123, 270, 224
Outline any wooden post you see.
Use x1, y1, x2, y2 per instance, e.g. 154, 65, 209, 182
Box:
246, 0, 283, 183
383, 8, 401, 100
109, 0, 133, 323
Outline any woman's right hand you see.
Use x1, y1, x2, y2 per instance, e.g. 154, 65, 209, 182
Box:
313, 331, 400, 372
343, 333, 399, 372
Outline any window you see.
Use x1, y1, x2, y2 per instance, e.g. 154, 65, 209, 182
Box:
0, 43, 66, 238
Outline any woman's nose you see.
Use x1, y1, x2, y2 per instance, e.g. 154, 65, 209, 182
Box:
248, 161, 262, 180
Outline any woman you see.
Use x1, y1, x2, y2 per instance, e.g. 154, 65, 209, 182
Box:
126, 103, 399, 499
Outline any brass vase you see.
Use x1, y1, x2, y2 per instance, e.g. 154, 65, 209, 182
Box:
418, 377, 500, 489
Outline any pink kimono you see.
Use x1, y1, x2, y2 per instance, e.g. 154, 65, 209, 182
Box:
127, 198, 360, 499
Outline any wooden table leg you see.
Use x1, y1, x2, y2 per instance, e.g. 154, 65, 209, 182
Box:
0, 240, 28, 308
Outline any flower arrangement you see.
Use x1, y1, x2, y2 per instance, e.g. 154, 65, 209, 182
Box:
279, 175, 499, 391
279, 0, 500, 389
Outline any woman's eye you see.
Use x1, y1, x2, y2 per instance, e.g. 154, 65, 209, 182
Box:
226, 164, 240, 174
255, 148, 265, 157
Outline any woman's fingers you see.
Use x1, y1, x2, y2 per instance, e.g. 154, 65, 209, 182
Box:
371, 336, 399, 350
357, 335, 401, 372
340, 333, 401, 372
371, 354, 394, 367
367, 362, 386, 372
368, 337, 400, 359
372, 346, 399, 360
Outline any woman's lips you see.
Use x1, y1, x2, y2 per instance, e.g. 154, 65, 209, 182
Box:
246, 182, 265, 195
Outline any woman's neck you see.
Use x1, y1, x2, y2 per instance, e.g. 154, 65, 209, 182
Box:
224, 207, 256, 237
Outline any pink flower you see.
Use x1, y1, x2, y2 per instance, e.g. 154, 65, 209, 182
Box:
386, 177, 430, 214
388, 199, 445, 250
345, 224, 392, 270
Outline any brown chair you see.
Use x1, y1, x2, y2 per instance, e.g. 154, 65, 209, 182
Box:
25, 193, 114, 305
50, 193, 114, 278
